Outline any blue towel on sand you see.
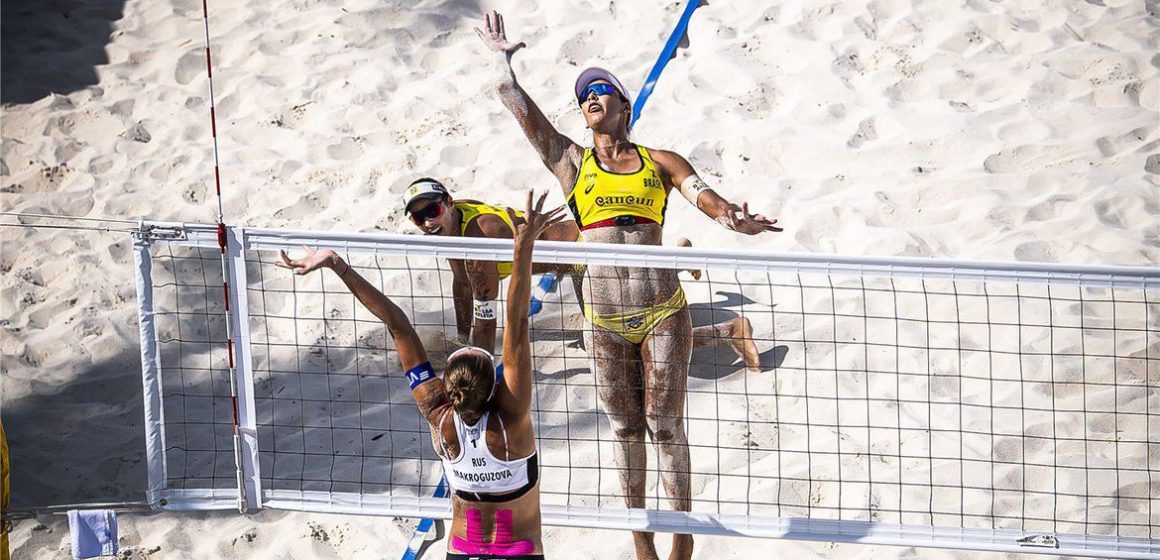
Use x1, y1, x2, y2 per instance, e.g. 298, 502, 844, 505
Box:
67, 509, 118, 559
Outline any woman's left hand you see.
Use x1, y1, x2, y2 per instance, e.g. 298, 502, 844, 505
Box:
275, 246, 340, 275
507, 190, 567, 242
720, 202, 783, 235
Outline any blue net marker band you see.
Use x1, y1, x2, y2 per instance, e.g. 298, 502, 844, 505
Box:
631, 0, 705, 129
528, 272, 559, 317
400, 476, 447, 560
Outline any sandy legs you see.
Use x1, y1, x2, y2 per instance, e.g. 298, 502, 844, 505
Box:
676, 238, 761, 372
586, 307, 694, 560
691, 317, 761, 372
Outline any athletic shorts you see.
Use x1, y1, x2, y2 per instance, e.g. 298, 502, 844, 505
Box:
446, 554, 545, 560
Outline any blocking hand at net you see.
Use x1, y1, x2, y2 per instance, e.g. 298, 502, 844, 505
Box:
276, 246, 346, 276
505, 190, 567, 245
717, 202, 782, 235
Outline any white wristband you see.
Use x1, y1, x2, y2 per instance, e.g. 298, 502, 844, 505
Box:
473, 299, 497, 321
680, 174, 713, 205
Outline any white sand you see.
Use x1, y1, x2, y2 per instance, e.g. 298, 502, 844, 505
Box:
2, 0, 1156, 558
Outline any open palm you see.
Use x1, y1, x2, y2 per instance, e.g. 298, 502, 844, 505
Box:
475, 10, 525, 55
507, 190, 566, 242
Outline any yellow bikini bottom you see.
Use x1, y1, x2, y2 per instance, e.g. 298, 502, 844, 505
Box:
582, 287, 686, 345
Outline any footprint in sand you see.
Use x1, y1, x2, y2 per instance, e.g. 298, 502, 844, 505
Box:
982, 144, 1083, 173
53, 192, 95, 218
1093, 199, 1127, 228
1094, 126, 1152, 157
847, 118, 878, 148
1026, 194, 1075, 221
438, 142, 481, 169
1014, 240, 1058, 262
327, 137, 364, 160
1145, 154, 1160, 175
996, 119, 1052, 144
175, 49, 203, 85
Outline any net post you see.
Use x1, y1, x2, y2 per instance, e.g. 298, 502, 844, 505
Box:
132, 229, 168, 508
225, 226, 262, 512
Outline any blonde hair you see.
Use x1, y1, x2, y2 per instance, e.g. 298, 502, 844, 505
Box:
444, 351, 495, 424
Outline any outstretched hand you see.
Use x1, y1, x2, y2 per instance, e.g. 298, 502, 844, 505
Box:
475, 10, 526, 55
720, 203, 783, 235
275, 245, 341, 275
507, 190, 567, 243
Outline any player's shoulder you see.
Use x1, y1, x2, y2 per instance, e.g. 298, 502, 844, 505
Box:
466, 211, 515, 239
644, 147, 686, 167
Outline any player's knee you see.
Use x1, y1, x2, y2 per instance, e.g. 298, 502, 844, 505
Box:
645, 414, 683, 444
611, 417, 646, 440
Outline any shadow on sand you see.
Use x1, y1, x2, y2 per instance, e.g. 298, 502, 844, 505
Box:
1, 0, 127, 104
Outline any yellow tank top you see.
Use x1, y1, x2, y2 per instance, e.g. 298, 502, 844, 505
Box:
456, 201, 522, 280
568, 146, 668, 229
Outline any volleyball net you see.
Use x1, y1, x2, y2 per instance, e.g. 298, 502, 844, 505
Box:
131, 222, 1159, 558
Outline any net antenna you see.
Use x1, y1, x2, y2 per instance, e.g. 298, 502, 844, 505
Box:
195, 0, 260, 513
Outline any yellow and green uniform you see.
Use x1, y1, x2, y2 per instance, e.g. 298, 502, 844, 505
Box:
568, 146, 669, 231
456, 201, 523, 279
568, 145, 685, 344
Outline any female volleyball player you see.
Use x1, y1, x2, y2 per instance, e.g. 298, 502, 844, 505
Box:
403, 178, 764, 370
278, 191, 564, 560
402, 176, 581, 352
476, 11, 781, 560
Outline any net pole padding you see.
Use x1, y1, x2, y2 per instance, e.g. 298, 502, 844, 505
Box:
225, 227, 262, 512
151, 222, 1160, 287
131, 232, 168, 508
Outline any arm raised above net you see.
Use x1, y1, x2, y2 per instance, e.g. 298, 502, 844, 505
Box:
276, 248, 447, 421
476, 10, 583, 190
651, 149, 785, 235
496, 192, 567, 418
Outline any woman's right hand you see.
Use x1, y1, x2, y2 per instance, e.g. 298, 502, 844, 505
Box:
474, 10, 526, 55
276, 246, 341, 276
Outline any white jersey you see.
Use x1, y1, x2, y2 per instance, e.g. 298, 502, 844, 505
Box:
438, 409, 538, 501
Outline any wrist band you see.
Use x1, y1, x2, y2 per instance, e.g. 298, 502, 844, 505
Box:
473, 299, 497, 321
405, 362, 436, 390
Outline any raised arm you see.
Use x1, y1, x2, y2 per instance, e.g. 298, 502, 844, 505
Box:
276, 248, 447, 421
476, 10, 583, 189
495, 192, 567, 417
651, 149, 785, 235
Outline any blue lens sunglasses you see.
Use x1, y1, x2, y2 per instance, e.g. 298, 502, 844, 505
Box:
577, 82, 619, 105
